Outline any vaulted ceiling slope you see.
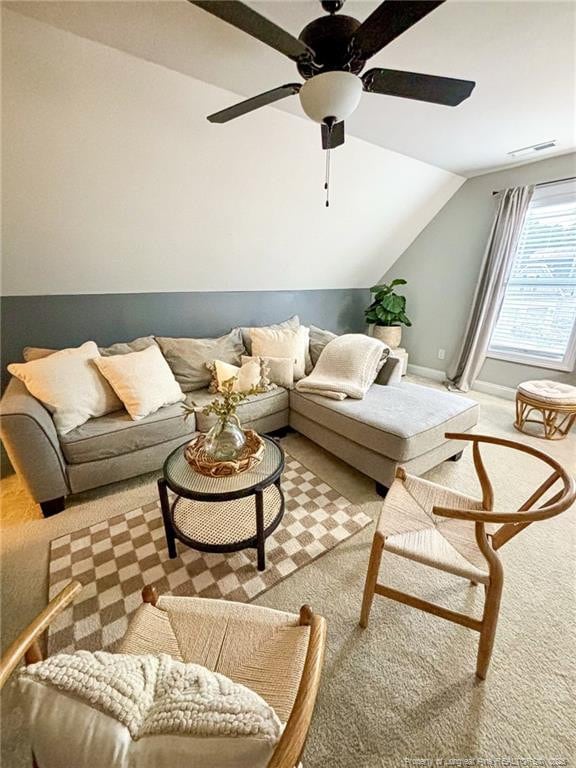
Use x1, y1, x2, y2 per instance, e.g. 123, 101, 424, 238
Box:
6, 0, 576, 176
2, 9, 463, 295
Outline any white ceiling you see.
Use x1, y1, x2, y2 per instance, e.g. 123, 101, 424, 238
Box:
5, 0, 576, 176
4, 7, 463, 294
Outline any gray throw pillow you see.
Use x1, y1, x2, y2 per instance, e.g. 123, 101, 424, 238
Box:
156, 330, 245, 392
309, 326, 338, 367
22, 346, 58, 362
22, 336, 156, 362
99, 336, 156, 356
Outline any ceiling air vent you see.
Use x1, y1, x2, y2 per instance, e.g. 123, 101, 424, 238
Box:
507, 140, 558, 158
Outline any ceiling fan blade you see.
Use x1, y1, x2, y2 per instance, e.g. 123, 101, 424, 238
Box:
352, 1, 446, 60
363, 68, 475, 106
208, 83, 302, 123
321, 121, 345, 150
189, 1, 314, 63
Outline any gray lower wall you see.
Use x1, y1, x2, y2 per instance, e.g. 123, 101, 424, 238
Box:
1, 288, 369, 390
0, 288, 368, 475
381, 152, 576, 389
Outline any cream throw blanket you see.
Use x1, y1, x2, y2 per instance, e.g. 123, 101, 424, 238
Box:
20, 651, 282, 742
295, 333, 386, 400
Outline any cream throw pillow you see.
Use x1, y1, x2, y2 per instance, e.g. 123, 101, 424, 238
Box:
8, 341, 121, 434
19, 651, 281, 768
94, 345, 184, 420
240, 315, 300, 355
209, 358, 265, 393
242, 356, 294, 389
240, 316, 313, 374
250, 326, 309, 381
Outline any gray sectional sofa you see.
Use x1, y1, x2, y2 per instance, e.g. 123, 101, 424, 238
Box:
0, 352, 479, 517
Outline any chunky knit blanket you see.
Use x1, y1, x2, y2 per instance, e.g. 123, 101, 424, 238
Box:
20, 651, 282, 743
295, 333, 387, 400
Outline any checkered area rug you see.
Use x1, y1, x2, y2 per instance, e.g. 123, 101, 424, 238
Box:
47, 455, 371, 654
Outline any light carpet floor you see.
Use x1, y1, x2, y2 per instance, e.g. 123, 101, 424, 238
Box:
1, 382, 575, 767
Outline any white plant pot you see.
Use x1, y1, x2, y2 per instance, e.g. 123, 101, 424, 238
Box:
370, 325, 402, 349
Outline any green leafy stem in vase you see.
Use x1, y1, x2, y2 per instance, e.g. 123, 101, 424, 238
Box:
182, 377, 266, 425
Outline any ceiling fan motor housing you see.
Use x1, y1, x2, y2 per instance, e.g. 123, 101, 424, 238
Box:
297, 14, 365, 79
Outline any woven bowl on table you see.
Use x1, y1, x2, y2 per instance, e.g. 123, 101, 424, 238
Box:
184, 429, 265, 477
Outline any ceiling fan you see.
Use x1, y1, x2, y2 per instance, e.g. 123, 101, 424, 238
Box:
190, 0, 476, 150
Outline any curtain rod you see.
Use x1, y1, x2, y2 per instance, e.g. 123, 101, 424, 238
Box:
492, 175, 576, 196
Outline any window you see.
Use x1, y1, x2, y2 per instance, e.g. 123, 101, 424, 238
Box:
488, 179, 576, 371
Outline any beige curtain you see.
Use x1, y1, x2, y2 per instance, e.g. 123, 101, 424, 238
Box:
446, 185, 534, 392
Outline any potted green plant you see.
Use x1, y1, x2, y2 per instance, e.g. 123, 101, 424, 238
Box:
364, 278, 412, 349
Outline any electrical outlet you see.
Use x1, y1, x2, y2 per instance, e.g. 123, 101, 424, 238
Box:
437, 348, 446, 360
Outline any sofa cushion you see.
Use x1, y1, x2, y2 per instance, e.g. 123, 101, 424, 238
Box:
60, 387, 289, 465
290, 382, 478, 462
60, 402, 194, 464
191, 388, 289, 432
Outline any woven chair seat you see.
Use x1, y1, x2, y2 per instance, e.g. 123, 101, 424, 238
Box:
118, 596, 310, 723
376, 474, 496, 584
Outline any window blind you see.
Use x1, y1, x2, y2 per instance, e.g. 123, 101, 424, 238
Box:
489, 180, 576, 368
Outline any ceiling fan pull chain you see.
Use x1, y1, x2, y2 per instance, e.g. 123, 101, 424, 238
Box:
325, 146, 331, 208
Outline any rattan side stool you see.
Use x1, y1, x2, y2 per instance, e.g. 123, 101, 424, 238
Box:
514, 380, 576, 440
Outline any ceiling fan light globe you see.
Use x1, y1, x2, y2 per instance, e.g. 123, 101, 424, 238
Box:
299, 71, 362, 124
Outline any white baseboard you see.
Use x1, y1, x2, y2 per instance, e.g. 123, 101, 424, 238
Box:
406, 364, 516, 401
406, 364, 444, 381
472, 379, 516, 401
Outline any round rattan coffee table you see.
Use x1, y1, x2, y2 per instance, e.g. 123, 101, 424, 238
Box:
158, 436, 285, 571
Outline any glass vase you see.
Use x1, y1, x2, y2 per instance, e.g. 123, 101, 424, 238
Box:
204, 415, 246, 461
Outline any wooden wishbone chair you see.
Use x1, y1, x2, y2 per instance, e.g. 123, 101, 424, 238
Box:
360, 433, 575, 679
0, 582, 326, 768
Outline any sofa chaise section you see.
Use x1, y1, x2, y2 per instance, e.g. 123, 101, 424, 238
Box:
290, 381, 479, 490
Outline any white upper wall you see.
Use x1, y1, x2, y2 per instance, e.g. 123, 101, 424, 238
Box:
1, 9, 463, 296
